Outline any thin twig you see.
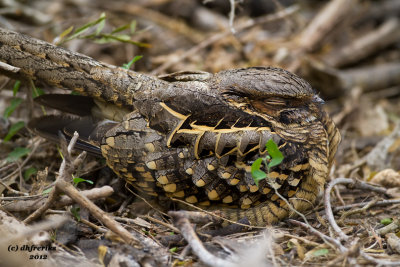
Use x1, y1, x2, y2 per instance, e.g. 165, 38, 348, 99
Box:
375, 219, 400, 236
333, 199, 400, 212
324, 178, 351, 241
0, 180, 27, 196
125, 184, 169, 217
228, 0, 236, 33
80, 218, 107, 234
360, 251, 400, 266
270, 181, 310, 225
283, 233, 321, 247
171, 197, 264, 229
0, 138, 42, 183
170, 212, 236, 267
338, 198, 378, 225
143, 215, 181, 234
3, 186, 114, 212
288, 219, 346, 252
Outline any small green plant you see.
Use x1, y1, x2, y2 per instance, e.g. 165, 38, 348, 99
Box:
3, 80, 43, 142
251, 139, 312, 224
42, 188, 52, 195
312, 248, 330, 257
3, 81, 22, 119
251, 139, 284, 186
70, 207, 81, 221
55, 13, 148, 47
23, 167, 38, 181
169, 247, 178, 253
5, 147, 31, 162
122, 55, 143, 70
3, 122, 25, 142
380, 218, 393, 225
3, 81, 24, 142
73, 176, 94, 186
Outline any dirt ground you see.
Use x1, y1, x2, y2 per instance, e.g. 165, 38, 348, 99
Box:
1, 0, 400, 266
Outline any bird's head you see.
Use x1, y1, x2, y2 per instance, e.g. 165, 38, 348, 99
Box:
214, 67, 324, 125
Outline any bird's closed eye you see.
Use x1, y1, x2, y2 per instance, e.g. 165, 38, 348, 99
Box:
263, 97, 288, 106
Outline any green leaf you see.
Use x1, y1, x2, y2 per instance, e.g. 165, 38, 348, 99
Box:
265, 139, 284, 168
65, 12, 106, 42
12, 80, 21, 96
57, 146, 64, 161
95, 19, 106, 35
251, 158, 267, 185
130, 20, 137, 33
312, 248, 329, 257
59, 26, 74, 39
70, 91, 81, 95
111, 34, 131, 41
122, 55, 143, 70
6, 147, 31, 162
23, 167, 37, 181
381, 218, 393, 225
94, 34, 150, 47
111, 24, 129, 34
32, 86, 44, 98
42, 188, 52, 195
251, 158, 263, 173
269, 157, 283, 168
77, 12, 106, 33
252, 170, 267, 180
70, 207, 81, 221
3, 121, 25, 141
3, 98, 23, 118
169, 247, 177, 253
73, 177, 94, 186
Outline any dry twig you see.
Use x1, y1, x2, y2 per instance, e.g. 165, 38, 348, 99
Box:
375, 219, 400, 236
334, 199, 400, 213
170, 211, 237, 267
3, 186, 114, 212
338, 198, 379, 225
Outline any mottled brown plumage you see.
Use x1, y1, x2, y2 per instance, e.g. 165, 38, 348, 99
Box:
30, 67, 340, 226
0, 28, 341, 226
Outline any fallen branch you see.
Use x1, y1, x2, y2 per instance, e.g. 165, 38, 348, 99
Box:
324, 18, 400, 67
289, 0, 358, 71
297, 0, 357, 53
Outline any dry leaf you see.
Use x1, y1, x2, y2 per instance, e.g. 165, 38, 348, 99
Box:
370, 169, 400, 188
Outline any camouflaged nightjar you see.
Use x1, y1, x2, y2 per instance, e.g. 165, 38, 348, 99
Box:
0, 28, 340, 226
